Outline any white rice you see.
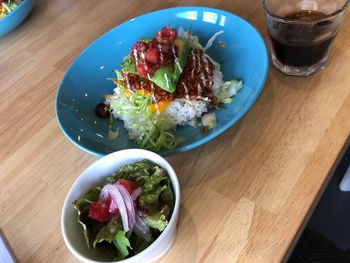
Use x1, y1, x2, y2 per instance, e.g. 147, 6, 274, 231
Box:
164, 68, 223, 127
164, 99, 209, 127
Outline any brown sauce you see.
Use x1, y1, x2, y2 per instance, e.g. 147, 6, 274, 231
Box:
121, 48, 215, 104
175, 48, 214, 101
121, 73, 173, 102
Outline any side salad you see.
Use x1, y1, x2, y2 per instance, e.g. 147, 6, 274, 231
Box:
73, 160, 175, 260
0, 0, 21, 19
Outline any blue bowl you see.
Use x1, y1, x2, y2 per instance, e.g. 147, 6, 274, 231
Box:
0, 0, 34, 37
56, 6, 269, 157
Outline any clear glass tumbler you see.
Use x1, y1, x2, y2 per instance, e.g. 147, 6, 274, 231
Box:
263, 0, 349, 76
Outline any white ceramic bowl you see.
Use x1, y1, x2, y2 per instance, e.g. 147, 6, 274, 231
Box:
61, 149, 180, 263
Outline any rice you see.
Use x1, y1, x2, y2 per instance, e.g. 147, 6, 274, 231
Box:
164, 68, 223, 127
164, 99, 209, 127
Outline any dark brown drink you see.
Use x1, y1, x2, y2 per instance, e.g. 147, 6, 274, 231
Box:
269, 10, 335, 68
264, 0, 348, 76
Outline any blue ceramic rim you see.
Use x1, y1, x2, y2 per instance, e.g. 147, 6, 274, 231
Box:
0, 0, 28, 22
55, 6, 269, 158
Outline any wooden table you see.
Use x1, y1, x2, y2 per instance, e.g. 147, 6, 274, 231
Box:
1, 0, 350, 262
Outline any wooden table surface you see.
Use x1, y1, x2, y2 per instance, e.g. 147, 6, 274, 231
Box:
1, 0, 350, 262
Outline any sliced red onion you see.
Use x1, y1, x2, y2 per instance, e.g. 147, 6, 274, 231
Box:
99, 184, 112, 201
108, 185, 129, 232
98, 183, 138, 232
99, 185, 119, 214
133, 213, 152, 242
116, 184, 136, 230
131, 187, 142, 201
109, 199, 118, 214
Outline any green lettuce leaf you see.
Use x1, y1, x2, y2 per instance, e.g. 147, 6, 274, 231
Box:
106, 160, 154, 184
139, 184, 167, 210
106, 160, 175, 213
129, 233, 153, 254
121, 55, 178, 93
219, 97, 234, 104
138, 166, 168, 211
145, 207, 170, 232
113, 230, 132, 260
160, 177, 175, 209
93, 216, 123, 248
121, 56, 136, 73
114, 69, 123, 80
72, 187, 101, 249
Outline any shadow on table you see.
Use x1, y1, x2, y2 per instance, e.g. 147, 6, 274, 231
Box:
288, 228, 350, 263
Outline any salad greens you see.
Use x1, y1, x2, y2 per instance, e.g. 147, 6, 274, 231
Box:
113, 230, 132, 260
216, 80, 243, 104
73, 187, 101, 249
0, 0, 21, 19
145, 207, 169, 232
73, 160, 174, 260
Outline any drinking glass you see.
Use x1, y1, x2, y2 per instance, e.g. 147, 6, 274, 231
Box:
263, 0, 349, 76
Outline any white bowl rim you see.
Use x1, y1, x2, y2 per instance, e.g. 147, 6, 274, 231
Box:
61, 149, 180, 263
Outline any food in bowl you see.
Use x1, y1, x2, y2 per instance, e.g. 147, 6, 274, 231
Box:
73, 160, 175, 260
97, 26, 243, 152
0, 0, 22, 19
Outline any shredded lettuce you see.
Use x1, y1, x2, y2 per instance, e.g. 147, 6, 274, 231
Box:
217, 80, 243, 103
204, 30, 224, 51
201, 113, 216, 128
109, 74, 180, 151
204, 54, 221, 70
184, 29, 223, 70
183, 30, 204, 49
220, 97, 234, 104
184, 29, 224, 52
0, 0, 21, 17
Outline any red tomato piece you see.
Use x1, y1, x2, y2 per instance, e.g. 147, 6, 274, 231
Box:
116, 179, 138, 194
137, 61, 148, 77
145, 48, 159, 64
88, 201, 110, 223
155, 26, 177, 42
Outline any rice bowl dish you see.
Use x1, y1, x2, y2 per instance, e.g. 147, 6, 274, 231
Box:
98, 26, 243, 152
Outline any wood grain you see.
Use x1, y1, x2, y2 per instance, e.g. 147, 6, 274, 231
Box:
1, 0, 350, 262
